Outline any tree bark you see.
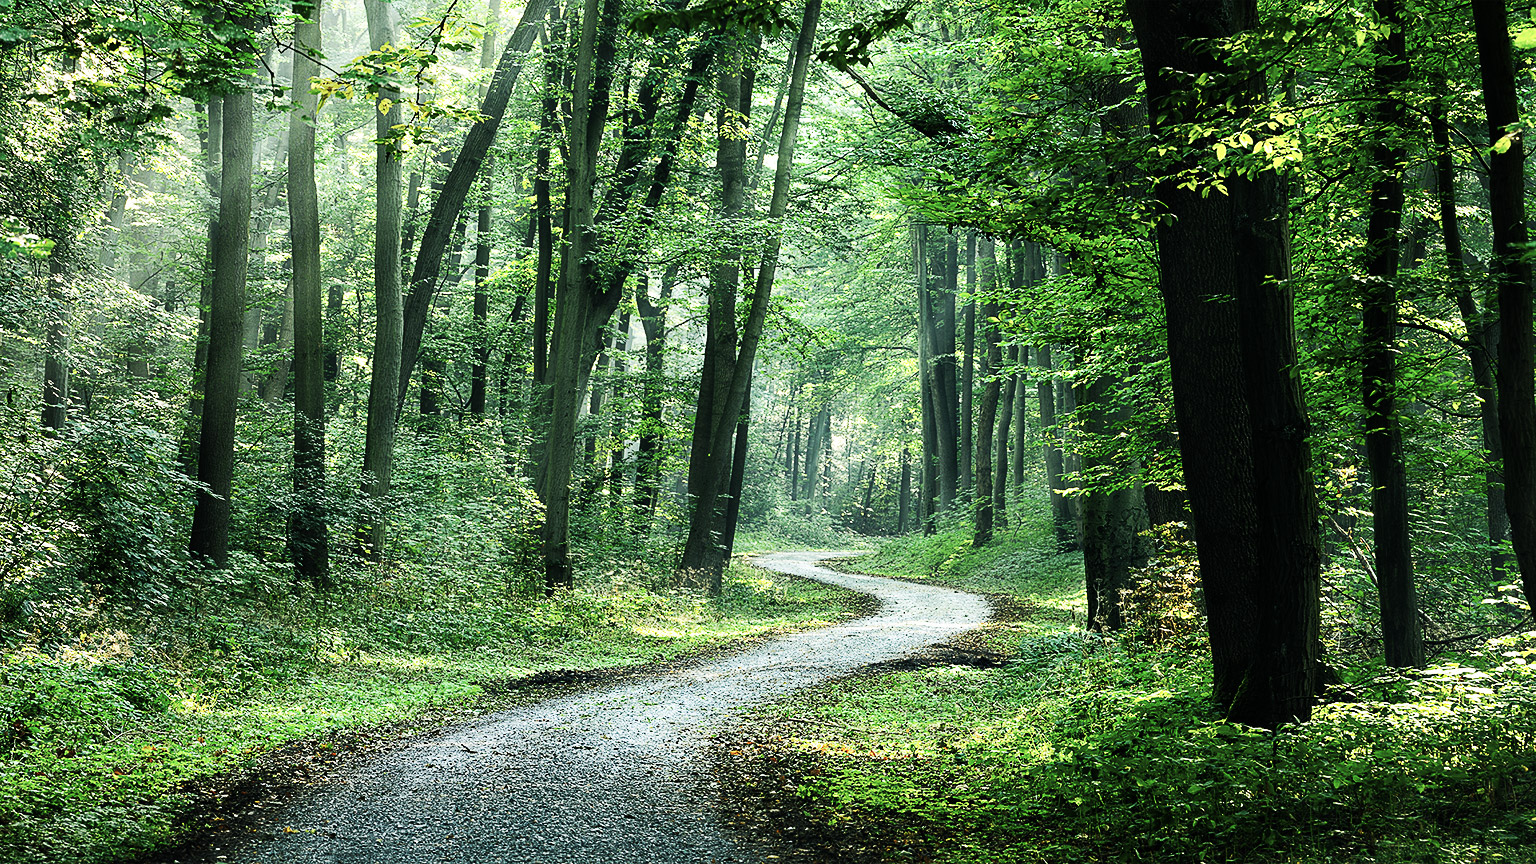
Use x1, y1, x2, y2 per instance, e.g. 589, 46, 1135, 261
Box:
289, 0, 329, 586
1130, 0, 1323, 727
1360, 0, 1422, 666
189, 82, 254, 567
1472, 1, 1536, 603
973, 240, 1000, 546
358, 0, 405, 560
961, 231, 976, 496
1036, 345, 1075, 549
994, 345, 1016, 531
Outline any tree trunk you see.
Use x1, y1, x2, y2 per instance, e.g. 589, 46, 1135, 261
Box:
41, 255, 68, 431
973, 240, 1000, 546
1036, 345, 1075, 548
358, 0, 405, 561
1360, 0, 1422, 667
289, 0, 329, 586
1130, 0, 1322, 727
678, 1, 821, 591
1432, 98, 1508, 580
1472, 1, 1536, 603
994, 345, 1016, 532
961, 231, 976, 496
634, 264, 675, 520
189, 82, 254, 567
179, 99, 222, 475
1079, 375, 1152, 630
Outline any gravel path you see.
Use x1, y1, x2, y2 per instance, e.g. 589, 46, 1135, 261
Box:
194, 551, 990, 864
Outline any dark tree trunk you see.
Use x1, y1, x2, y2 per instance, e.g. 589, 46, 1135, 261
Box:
1360, 0, 1422, 666
1036, 346, 1075, 549
41, 256, 68, 431
973, 239, 1000, 546
961, 232, 976, 496
358, 0, 405, 560
1432, 99, 1508, 580
1472, 2, 1536, 602
1130, 0, 1323, 727
1079, 375, 1152, 630
634, 264, 675, 521
993, 345, 1016, 532
189, 83, 254, 567
897, 447, 911, 533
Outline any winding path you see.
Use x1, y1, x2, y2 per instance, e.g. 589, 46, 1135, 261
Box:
197, 551, 990, 864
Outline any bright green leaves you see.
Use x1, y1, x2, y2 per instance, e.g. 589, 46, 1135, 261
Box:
0, 219, 52, 259
815, 2, 915, 73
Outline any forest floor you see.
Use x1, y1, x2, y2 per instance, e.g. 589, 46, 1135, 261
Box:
125, 551, 988, 864
715, 517, 1536, 864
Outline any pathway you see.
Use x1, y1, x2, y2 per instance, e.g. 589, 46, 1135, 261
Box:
192, 551, 990, 864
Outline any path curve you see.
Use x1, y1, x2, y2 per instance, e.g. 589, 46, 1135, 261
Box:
194, 551, 989, 864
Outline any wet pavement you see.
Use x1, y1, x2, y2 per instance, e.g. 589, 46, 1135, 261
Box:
192, 551, 990, 864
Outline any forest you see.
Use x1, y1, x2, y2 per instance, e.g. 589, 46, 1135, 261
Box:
3, 0, 1536, 860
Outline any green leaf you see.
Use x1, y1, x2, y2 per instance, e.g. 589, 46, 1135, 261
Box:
1516, 28, 1536, 49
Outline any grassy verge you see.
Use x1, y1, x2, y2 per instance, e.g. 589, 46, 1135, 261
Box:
718, 517, 1536, 864
1, 557, 864, 864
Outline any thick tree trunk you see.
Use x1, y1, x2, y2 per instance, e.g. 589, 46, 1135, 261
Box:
1360, 0, 1422, 666
1472, 3, 1536, 602
289, 0, 329, 587
358, 0, 405, 561
1130, 0, 1322, 727
189, 83, 254, 567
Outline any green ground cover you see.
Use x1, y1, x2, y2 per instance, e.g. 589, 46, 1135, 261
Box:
0, 559, 863, 864
723, 511, 1536, 864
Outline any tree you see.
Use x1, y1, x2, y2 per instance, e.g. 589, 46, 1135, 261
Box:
357, 0, 405, 560
1472, 0, 1536, 605
1128, 0, 1322, 727
289, 0, 328, 586
188, 78, 254, 567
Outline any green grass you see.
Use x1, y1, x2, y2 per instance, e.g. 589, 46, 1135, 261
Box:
725, 514, 1536, 864
0, 558, 863, 864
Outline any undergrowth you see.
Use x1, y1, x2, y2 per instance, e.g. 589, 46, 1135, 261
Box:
722, 514, 1536, 864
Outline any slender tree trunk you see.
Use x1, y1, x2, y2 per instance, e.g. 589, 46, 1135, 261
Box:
1036, 346, 1074, 549
179, 99, 222, 475
720, 381, 752, 560
1079, 374, 1152, 630
678, 1, 821, 591
973, 240, 1000, 546
932, 232, 959, 509
898, 446, 911, 533
634, 264, 674, 520
397, 0, 552, 410
289, 0, 329, 586
1432, 99, 1508, 580
1472, 1, 1536, 602
358, 0, 405, 560
41, 256, 68, 430
994, 345, 1016, 531
189, 82, 254, 567
961, 232, 976, 496
1359, 0, 1422, 666
1012, 243, 1041, 489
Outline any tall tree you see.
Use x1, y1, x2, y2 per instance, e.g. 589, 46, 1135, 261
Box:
1359, 0, 1421, 666
358, 0, 405, 560
1472, 0, 1536, 604
1129, 0, 1323, 727
289, 0, 329, 586
188, 81, 254, 567
973, 238, 1001, 546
